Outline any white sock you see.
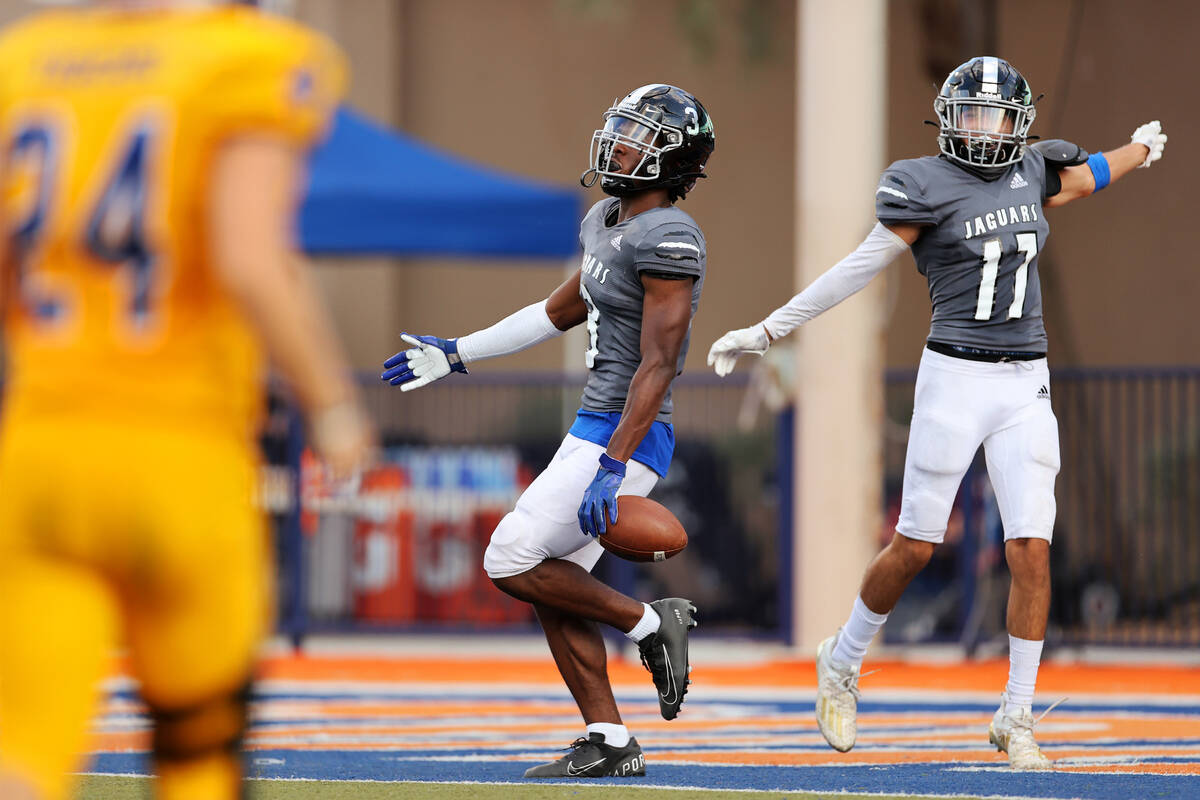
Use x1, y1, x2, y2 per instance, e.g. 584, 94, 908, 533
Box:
831, 596, 889, 668
586, 722, 630, 748
1005, 635, 1043, 713
624, 603, 660, 643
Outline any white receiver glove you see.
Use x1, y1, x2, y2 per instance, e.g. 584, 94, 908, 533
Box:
381, 333, 465, 393
1131, 120, 1167, 168
707, 324, 770, 377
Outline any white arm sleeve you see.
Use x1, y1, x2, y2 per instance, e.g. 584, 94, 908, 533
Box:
455, 300, 564, 364
760, 222, 909, 340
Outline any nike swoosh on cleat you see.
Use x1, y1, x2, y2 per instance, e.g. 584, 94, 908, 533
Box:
659, 644, 677, 704
566, 758, 606, 776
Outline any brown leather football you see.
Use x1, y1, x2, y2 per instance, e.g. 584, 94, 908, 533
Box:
598, 496, 688, 562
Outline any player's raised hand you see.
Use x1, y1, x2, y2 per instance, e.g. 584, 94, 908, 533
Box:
707, 324, 770, 377
381, 333, 467, 392
1130, 120, 1167, 168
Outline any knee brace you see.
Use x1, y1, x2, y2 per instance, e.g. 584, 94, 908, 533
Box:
149, 680, 252, 764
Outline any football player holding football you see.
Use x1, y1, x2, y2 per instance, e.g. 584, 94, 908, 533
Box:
707, 56, 1166, 769
0, 2, 373, 799
383, 84, 714, 778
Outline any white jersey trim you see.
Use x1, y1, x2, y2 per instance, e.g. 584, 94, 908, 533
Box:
655, 241, 701, 253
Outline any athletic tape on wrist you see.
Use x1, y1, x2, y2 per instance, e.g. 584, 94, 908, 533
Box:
1086, 151, 1111, 191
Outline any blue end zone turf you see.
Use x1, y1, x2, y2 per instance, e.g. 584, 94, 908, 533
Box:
91, 751, 1200, 799
90, 675, 1200, 800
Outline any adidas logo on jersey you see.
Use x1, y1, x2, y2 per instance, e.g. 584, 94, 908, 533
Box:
610, 234, 623, 251
1036, 384, 1050, 400
1010, 172, 1029, 189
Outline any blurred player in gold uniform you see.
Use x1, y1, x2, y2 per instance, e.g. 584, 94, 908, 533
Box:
0, 2, 375, 798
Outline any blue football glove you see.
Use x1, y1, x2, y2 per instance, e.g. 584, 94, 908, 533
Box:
578, 453, 626, 537
381, 333, 467, 392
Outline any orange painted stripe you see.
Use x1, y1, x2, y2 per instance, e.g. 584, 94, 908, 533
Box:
1056, 763, 1200, 774
95, 708, 1200, 742
253, 655, 1200, 696
300, 702, 580, 717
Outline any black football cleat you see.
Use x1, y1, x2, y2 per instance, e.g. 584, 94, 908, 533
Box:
638, 598, 698, 720
522, 733, 645, 778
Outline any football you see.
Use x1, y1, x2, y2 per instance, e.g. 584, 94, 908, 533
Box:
598, 496, 688, 563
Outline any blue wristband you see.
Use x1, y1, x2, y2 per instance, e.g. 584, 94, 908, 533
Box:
1086, 151, 1111, 192
598, 452, 627, 477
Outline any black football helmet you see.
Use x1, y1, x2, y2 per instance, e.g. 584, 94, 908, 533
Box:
581, 84, 715, 200
935, 57, 1035, 172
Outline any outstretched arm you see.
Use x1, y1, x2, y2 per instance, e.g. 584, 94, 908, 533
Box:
382, 270, 585, 391
1047, 120, 1167, 208
706, 222, 919, 377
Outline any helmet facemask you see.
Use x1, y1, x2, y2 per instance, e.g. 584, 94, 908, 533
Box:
936, 95, 1035, 170
934, 57, 1036, 173
584, 107, 685, 197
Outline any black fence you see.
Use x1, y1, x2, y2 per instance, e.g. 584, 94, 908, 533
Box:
275, 372, 786, 639
881, 366, 1200, 649
270, 365, 1199, 648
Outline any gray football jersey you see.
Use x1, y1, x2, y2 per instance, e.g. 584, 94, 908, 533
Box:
875, 149, 1052, 350
577, 198, 706, 423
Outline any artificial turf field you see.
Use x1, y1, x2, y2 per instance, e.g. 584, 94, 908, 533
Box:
72, 648, 1200, 800
76, 776, 955, 799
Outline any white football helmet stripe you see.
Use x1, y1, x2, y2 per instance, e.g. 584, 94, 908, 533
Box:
619, 84, 668, 110
983, 56, 999, 84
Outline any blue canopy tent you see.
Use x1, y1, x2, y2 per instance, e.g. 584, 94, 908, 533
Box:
300, 107, 582, 259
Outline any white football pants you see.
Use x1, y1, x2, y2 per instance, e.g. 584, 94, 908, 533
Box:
895, 346, 1060, 544
483, 434, 658, 578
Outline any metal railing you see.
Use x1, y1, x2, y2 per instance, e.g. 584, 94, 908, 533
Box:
882, 366, 1200, 649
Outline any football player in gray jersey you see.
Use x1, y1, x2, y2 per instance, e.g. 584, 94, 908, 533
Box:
708, 56, 1167, 769
381, 84, 715, 778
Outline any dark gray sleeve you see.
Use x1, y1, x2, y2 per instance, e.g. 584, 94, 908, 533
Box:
634, 222, 704, 279
1022, 146, 1053, 203
875, 165, 936, 225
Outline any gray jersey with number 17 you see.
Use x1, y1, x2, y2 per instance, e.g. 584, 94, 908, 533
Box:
576, 198, 706, 423
875, 149, 1052, 351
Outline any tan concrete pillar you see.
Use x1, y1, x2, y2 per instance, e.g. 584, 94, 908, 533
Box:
792, 0, 887, 650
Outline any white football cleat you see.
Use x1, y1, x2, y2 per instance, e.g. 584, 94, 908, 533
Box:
815, 631, 861, 752
988, 692, 1053, 770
